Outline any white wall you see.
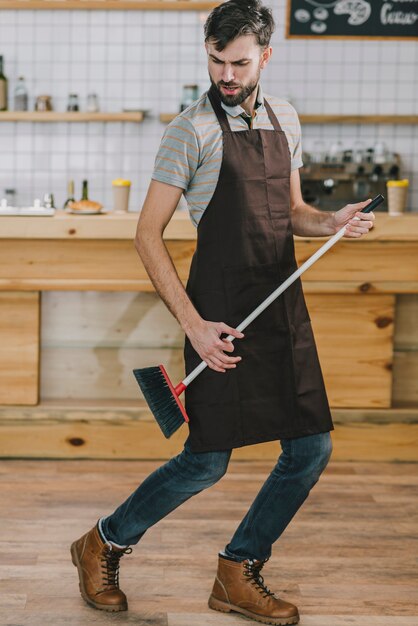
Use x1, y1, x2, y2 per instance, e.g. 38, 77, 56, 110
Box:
0, 0, 417, 211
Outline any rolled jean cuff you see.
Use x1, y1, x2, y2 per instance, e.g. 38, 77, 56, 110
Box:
99, 517, 129, 549
223, 545, 246, 562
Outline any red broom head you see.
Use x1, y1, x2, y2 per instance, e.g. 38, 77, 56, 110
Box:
158, 364, 189, 423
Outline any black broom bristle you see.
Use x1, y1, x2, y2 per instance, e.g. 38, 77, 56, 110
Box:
133, 366, 187, 438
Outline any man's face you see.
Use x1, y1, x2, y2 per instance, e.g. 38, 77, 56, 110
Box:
206, 35, 271, 107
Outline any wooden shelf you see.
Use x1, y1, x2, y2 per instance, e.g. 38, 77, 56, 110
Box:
160, 113, 418, 125
301, 115, 418, 125
0, 111, 144, 123
0, 0, 218, 9
160, 113, 180, 123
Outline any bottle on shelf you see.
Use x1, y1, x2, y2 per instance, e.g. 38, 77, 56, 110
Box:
43, 193, 55, 209
14, 77, 28, 111
0, 56, 8, 111
67, 94, 79, 112
63, 179, 75, 209
4, 188, 17, 206
81, 179, 89, 200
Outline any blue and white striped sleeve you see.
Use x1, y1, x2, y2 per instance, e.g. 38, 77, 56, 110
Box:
151, 115, 200, 191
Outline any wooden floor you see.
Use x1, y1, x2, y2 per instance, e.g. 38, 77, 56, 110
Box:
1, 457, 417, 626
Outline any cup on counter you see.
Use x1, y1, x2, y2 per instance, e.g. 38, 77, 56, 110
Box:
112, 179, 131, 212
386, 179, 409, 216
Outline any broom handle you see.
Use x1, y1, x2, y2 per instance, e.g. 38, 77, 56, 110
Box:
182, 196, 383, 388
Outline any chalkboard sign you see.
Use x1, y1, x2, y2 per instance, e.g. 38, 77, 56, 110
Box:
287, 0, 418, 39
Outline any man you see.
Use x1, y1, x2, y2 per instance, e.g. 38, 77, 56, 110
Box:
70, 1, 374, 624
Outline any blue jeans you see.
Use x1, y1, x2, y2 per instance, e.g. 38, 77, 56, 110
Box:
101, 431, 332, 561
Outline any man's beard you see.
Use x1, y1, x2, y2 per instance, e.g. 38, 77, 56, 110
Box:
210, 71, 260, 107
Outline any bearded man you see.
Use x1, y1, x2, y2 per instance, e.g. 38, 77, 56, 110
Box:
71, 1, 374, 623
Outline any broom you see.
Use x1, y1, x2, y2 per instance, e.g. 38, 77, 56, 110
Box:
133, 194, 384, 438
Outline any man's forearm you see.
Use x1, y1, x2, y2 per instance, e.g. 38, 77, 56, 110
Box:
135, 234, 202, 335
290, 201, 337, 237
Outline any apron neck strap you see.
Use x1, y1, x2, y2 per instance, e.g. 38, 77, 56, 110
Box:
208, 84, 284, 134
207, 84, 232, 133
264, 98, 283, 132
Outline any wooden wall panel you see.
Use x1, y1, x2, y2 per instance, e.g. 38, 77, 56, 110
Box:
40, 292, 185, 401
42, 292, 183, 348
41, 347, 184, 400
305, 294, 394, 408
392, 352, 418, 407
392, 295, 418, 407
394, 295, 418, 350
0, 240, 195, 285
1, 238, 418, 292
0, 292, 39, 405
40, 292, 394, 408
294, 241, 418, 284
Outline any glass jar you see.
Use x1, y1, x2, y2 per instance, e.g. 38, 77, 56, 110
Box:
180, 84, 199, 112
4, 188, 17, 207
67, 94, 79, 112
35, 95, 53, 111
311, 140, 326, 164
328, 141, 344, 163
87, 93, 99, 113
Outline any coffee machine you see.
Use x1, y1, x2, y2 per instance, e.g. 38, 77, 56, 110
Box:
300, 142, 401, 211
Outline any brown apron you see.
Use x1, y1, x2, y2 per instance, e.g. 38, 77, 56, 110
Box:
184, 84, 334, 453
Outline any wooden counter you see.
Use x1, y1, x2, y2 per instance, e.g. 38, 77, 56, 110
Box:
1, 211, 417, 461
1, 208, 416, 241
1, 211, 417, 292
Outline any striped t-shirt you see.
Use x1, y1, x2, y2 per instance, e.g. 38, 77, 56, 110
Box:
152, 84, 303, 227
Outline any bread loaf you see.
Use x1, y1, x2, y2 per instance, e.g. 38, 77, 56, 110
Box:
69, 199, 103, 211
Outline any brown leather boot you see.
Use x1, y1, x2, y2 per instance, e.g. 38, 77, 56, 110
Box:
208, 554, 299, 625
70, 522, 132, 612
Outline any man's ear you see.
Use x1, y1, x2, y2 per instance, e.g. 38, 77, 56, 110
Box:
260, 46, 272, 70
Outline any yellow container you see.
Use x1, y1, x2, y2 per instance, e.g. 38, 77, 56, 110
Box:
112, 179, 131, 211
386, 179, 409, 215
112, 179, 131, 187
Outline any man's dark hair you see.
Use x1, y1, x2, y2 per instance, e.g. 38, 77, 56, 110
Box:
204, 0, 275, 51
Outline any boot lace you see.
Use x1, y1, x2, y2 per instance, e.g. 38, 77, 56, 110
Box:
243, 558, 276, 599
99, 544, 132, 590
